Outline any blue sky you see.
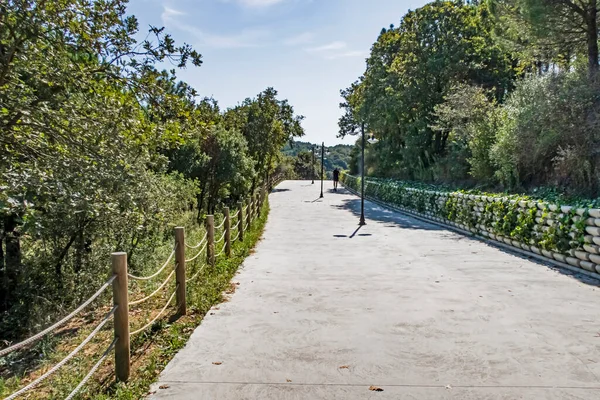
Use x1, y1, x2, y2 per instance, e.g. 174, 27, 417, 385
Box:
127, 0, 428, 145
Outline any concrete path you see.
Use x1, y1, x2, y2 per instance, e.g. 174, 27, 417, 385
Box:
149, 180, 600, 399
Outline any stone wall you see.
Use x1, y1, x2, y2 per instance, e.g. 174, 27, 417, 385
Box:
341, 173, 600, 276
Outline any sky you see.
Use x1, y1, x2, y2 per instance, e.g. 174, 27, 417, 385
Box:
127, 0, 428, 145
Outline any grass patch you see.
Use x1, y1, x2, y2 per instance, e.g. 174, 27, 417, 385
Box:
0, 201, 270, 399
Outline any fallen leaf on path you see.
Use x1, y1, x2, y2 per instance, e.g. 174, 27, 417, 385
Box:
369, 386, 383, 392
339, 365, 350, 369
212, 361, 222, 365
445, 385, 452, 390
159, 385, 170, 389
286, 379, 292, 382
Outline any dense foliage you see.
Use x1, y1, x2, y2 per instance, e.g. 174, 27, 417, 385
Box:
340, 0, 600, 198
282, 141, 353, 179
0, 0, 304, 337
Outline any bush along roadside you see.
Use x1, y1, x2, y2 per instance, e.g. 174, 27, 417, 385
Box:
341, 173, 600, 275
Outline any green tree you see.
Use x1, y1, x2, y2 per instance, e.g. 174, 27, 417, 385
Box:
340, 0, 515, 180
490, 0, 600, 77
225, 88, 305, 188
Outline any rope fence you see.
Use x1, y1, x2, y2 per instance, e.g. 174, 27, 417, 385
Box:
0, 275, 116, 358
4, 306, 118, 400
127, 247, 176, 281
1, 185, 272, 399
185, 241, 207, 263
64, 337, 118, 400
186, 263, 208, 283
129, 269, 176, 306
215, 231, 226, 244
130, 290, 177, 336
185, 233, 207, 249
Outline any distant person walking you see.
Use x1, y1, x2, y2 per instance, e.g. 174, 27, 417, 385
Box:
333, 168, 340, 191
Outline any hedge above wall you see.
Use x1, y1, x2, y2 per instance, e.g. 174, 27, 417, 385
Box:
340, 173, 600, 275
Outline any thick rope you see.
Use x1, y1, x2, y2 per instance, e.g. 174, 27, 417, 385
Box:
129, 269, 176, 306
4, 306, 117, 400
130, 290, 177, 336
64, 337, 117, 400
185, 233, 207, 249
215, 242, 226, 257
185, 241, 207, 263
215, 219, 226, 230
127, 246, 176, 281
231, 231, 240, 243
186, 264, 208, 283
215, 231, 226, 244
230, 210, 240, 219
0, 275, 116, 357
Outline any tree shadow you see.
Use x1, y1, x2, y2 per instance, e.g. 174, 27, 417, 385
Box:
270, 188, 290, 193
334, 197, 443, 231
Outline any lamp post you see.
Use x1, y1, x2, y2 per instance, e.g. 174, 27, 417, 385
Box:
314, 142, 329, 198
359, 122, 378, 226
311, 145, 315, 184
320, 141, 325, 198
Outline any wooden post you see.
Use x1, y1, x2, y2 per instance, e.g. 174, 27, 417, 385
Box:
207, 215, 215, 266
112, 252, 130, 382
258, 189, 264, 217
238, 201, 245, 242
174, 227, 186, 316
247, 196, 252, 225
224, 207, 231, 257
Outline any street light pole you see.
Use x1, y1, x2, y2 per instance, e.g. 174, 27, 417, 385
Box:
312, 146, 315, 184
359, 122, 366, 226
320, 141, 325, 198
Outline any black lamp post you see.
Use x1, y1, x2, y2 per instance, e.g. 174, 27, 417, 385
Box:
359, 122, 366, 225
320, 141, 325, 198
311, 145, 315, 184
314, 142, 329, 198
359, 122, 378, 226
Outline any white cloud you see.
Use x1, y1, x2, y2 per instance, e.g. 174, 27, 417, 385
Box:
326, 50, 367, 60
220, 0, 285, 7
283, 32, 314, 46
160, 6, 185, 21
305, 41, 347, 53
161, 5, 269, 48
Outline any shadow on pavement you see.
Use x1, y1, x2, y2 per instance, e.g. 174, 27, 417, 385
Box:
271, 188, 290, 193
334, 196, 442, 232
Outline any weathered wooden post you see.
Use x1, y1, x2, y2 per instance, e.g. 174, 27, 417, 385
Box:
112, 252, 130, 382
224, 207, 231, 257
174, 227, 186, 315
207, 215, 215, 266
238, 201, 245, 242
254, 193, 259, 217
258, 188, 265, 217
247, 196, 252, 225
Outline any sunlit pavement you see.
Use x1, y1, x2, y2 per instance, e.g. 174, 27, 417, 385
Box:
150, 180, 600, 400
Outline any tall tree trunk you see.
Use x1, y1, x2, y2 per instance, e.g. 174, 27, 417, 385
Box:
3, 214, 21, 312
586, 1, 599, 78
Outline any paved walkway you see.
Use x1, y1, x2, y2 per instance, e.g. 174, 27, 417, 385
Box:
150, 180, 600, 399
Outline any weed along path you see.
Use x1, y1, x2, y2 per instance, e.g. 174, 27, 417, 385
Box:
149, 180, 600, 400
